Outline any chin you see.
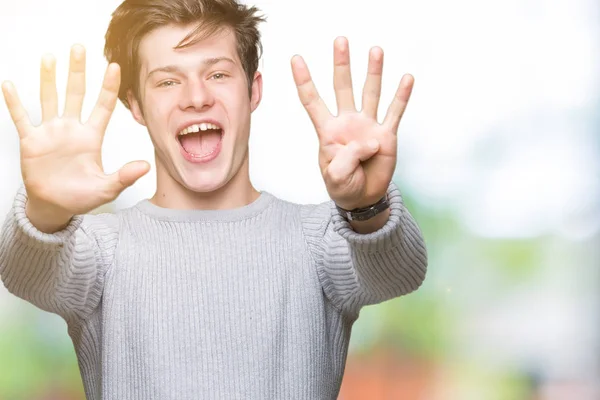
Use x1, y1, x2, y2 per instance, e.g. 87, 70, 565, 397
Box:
181, 176, 227, 194
178, 168, 231, 194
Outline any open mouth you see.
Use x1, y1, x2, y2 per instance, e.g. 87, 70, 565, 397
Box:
177, 122, 223, 159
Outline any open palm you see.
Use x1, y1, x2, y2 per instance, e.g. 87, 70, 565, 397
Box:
2, 45, 149, 218
291, 37, 413, 210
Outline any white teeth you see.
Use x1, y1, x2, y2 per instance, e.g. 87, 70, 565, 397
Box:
178, 123, 221, 136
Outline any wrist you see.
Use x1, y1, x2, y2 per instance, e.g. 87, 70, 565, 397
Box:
335, 195, 390, 222
25, 199, 73, 234
348, 208, 390, 234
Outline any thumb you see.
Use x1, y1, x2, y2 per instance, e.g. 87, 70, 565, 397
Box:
106, 160, 151, 195
325, 139, 379, 185
358, 139, 380, 162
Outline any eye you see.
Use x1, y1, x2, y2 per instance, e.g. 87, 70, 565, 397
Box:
211, 73, 227, 80
158, 80, 177, 87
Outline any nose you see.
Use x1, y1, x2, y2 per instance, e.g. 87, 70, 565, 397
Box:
178, 80, 215, 111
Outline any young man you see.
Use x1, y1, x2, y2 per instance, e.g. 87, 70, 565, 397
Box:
0, 0, 427, 399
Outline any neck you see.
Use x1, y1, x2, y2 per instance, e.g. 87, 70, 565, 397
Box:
151, 155, 259, 211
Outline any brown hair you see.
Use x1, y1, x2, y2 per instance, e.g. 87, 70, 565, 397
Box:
104, 0, 266, 109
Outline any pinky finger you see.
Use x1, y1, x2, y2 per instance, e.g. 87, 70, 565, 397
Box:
1, 81, 33, 138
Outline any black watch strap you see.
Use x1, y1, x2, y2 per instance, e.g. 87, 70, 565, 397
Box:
335, 196, 390, 221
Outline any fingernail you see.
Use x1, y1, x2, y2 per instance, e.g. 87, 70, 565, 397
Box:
42, 54, 55, 70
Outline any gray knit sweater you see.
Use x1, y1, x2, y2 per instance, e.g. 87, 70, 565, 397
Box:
0, 182, 427, 400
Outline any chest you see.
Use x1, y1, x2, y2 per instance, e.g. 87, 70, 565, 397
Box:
103, 221, 323, 339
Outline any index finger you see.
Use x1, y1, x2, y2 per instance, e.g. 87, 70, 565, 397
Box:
291, 55, 331, 131
86, 63, 121, 135
1, 81, 33, 138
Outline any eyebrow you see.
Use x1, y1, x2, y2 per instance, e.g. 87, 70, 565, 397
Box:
146, 57, 236, 81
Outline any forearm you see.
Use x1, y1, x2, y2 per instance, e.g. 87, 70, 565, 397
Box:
0, 188, 116, 320
325, 182, 427, 312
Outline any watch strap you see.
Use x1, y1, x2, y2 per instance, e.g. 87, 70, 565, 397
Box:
335, 196, 390, 221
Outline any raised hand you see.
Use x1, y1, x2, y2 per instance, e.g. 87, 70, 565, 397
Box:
1, 45, 150, 232
291, 37, 413, 211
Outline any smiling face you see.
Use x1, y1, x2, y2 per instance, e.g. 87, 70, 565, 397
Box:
128, 23, 262, 201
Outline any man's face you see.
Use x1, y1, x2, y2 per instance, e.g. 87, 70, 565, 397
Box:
130, 24, 262, 194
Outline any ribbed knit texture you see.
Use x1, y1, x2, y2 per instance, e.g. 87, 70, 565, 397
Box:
0, 182, 427, 400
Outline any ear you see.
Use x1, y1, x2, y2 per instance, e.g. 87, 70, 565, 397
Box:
127, 90, 146, 126
250, 71, 263, 113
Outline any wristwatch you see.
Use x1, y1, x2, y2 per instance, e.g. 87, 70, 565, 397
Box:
335, 195, 390, 221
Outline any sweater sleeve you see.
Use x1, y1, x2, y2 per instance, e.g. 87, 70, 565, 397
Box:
0, 187, 119, 322
301, 181, 428, 315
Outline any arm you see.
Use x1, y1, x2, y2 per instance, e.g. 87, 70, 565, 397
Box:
0, 45, 148, 321
292, 38, 427, 315
303, 181, 427, 315
0, 188, 119, 321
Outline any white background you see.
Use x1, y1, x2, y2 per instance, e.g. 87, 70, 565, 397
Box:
0, 0, 597, 240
